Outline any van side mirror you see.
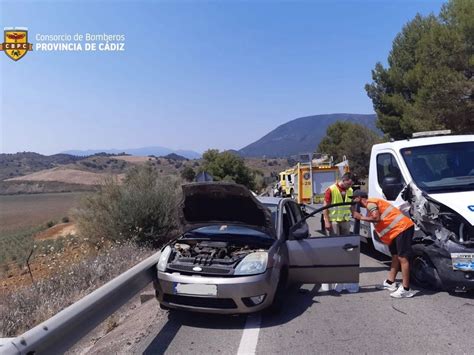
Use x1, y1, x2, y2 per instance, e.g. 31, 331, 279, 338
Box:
290, 222, 309, 240
382, 176, 404, 201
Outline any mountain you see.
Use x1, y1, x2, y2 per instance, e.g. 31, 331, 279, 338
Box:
161, 153, 188, 161
61, 146, 201, 159
239, 113, 379, 157
0, 152, 83, 180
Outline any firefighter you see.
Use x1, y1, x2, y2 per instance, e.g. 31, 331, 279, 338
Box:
351, 190, 416, 298
323, 172, 354, 235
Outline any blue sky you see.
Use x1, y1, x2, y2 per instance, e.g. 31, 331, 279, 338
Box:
1, 0, 444, 155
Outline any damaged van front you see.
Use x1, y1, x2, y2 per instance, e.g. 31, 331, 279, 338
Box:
368, 134, 474, 292
402, 182, 474, 291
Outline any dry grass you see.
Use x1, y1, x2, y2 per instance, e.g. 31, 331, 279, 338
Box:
34, 222, 77, 241
0, 242, 152, 337
0, 192, 83, 234
0, 192, 84, 265
5, 167, 125, 186
113, 155, 154, 163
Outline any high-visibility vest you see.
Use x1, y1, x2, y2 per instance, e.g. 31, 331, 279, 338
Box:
367, 198, 414, 244
329, 184, 353, 222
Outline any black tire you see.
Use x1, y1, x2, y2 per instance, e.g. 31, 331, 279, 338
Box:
159, 302, 170, 311
411, 254, 443, 291
267, 269, 288, 314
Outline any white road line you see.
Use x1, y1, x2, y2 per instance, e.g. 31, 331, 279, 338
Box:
237, 313, 262, 355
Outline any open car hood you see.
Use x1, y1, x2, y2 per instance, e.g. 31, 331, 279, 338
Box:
180, 182, 275, 237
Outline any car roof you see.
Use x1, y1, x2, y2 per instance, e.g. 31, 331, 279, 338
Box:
257, 196, 290, 206
372, 134, 473, 151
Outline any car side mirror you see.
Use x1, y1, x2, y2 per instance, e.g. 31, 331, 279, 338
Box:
290, 222, 309, 240
382, 176, 404, 201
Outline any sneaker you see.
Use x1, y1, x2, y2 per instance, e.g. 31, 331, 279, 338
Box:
390, 285, 415, 298
376, 280, 398, 291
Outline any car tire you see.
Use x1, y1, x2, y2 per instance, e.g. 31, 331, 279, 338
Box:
159, 302, 170, 311
266, 268, 288, 314
411, 254, 443, 291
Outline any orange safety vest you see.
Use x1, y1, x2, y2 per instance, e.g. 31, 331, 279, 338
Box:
367, 198, 414, 245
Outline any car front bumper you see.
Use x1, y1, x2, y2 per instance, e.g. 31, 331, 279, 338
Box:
154, 269, 277, 314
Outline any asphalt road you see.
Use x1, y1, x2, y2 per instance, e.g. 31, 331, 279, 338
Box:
77, 217, 474, 355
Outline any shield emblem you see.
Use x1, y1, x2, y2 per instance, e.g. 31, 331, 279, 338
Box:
0, 29, 33, 61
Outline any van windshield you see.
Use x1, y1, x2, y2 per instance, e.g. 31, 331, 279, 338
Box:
400, 142, 474, 193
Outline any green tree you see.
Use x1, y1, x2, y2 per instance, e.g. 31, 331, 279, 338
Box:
181, 166, 196, 182
200, 149, 256, 190
365, 0, 474, 139
318, 121, 382, 178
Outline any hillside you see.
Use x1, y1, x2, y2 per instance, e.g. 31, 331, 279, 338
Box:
5, 167, 125, 185
239, 113, 378, 157
0, 152, 83, 181
62, 146, 201, 159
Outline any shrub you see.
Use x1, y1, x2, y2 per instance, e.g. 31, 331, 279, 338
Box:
46, 220, 56, 228
0, 242, 151, 337
61, 216, 70, 223
74, 165, 181, 247
180, 166, 196, 182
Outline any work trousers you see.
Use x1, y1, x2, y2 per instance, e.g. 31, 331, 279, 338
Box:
329, 221, 351, 236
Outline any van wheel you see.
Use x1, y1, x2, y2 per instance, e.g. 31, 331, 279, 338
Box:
411, 255, 443, 291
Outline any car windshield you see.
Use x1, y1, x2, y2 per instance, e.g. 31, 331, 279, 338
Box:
401, 141, 474, 193
188, 225, 273, 239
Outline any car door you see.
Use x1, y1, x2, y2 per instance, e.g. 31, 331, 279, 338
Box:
286, 202, 360, 283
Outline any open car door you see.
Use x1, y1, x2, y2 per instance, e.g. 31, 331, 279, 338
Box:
287, 235, 360, 284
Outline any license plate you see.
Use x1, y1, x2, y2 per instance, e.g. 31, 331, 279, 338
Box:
174, 283, 217, 296
451, 253, 474, 271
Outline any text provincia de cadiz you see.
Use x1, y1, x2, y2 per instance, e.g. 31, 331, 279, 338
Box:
34, 33, 126, 51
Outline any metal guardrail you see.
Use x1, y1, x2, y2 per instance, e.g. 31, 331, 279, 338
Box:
0, 251, 161, 355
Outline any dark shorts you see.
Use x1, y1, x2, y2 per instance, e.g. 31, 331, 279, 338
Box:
389, 226, 414, 257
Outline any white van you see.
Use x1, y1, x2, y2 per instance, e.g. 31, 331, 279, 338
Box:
364, 132, 474, 292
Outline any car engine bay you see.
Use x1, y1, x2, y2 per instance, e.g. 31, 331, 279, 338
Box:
165, 239, 270, 276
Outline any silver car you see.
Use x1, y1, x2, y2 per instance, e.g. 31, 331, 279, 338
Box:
154, 182, 360, 314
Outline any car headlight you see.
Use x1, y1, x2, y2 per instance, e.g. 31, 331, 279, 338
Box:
234, 252, 268, 275
157, 246, 172, 272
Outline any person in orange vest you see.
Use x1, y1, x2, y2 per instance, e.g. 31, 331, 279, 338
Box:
323, 172, 354, 236
351, 190, 416, 298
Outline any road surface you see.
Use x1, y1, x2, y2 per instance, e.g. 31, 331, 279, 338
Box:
70, 216, 474, 354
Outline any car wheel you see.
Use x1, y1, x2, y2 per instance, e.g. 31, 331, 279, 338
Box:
267, 268, 288, 314
159, 302, 170, 311
290, 189, 295, 199
411, 254, 443, 291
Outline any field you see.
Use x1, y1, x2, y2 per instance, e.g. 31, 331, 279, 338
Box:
0, 192, 85, 265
